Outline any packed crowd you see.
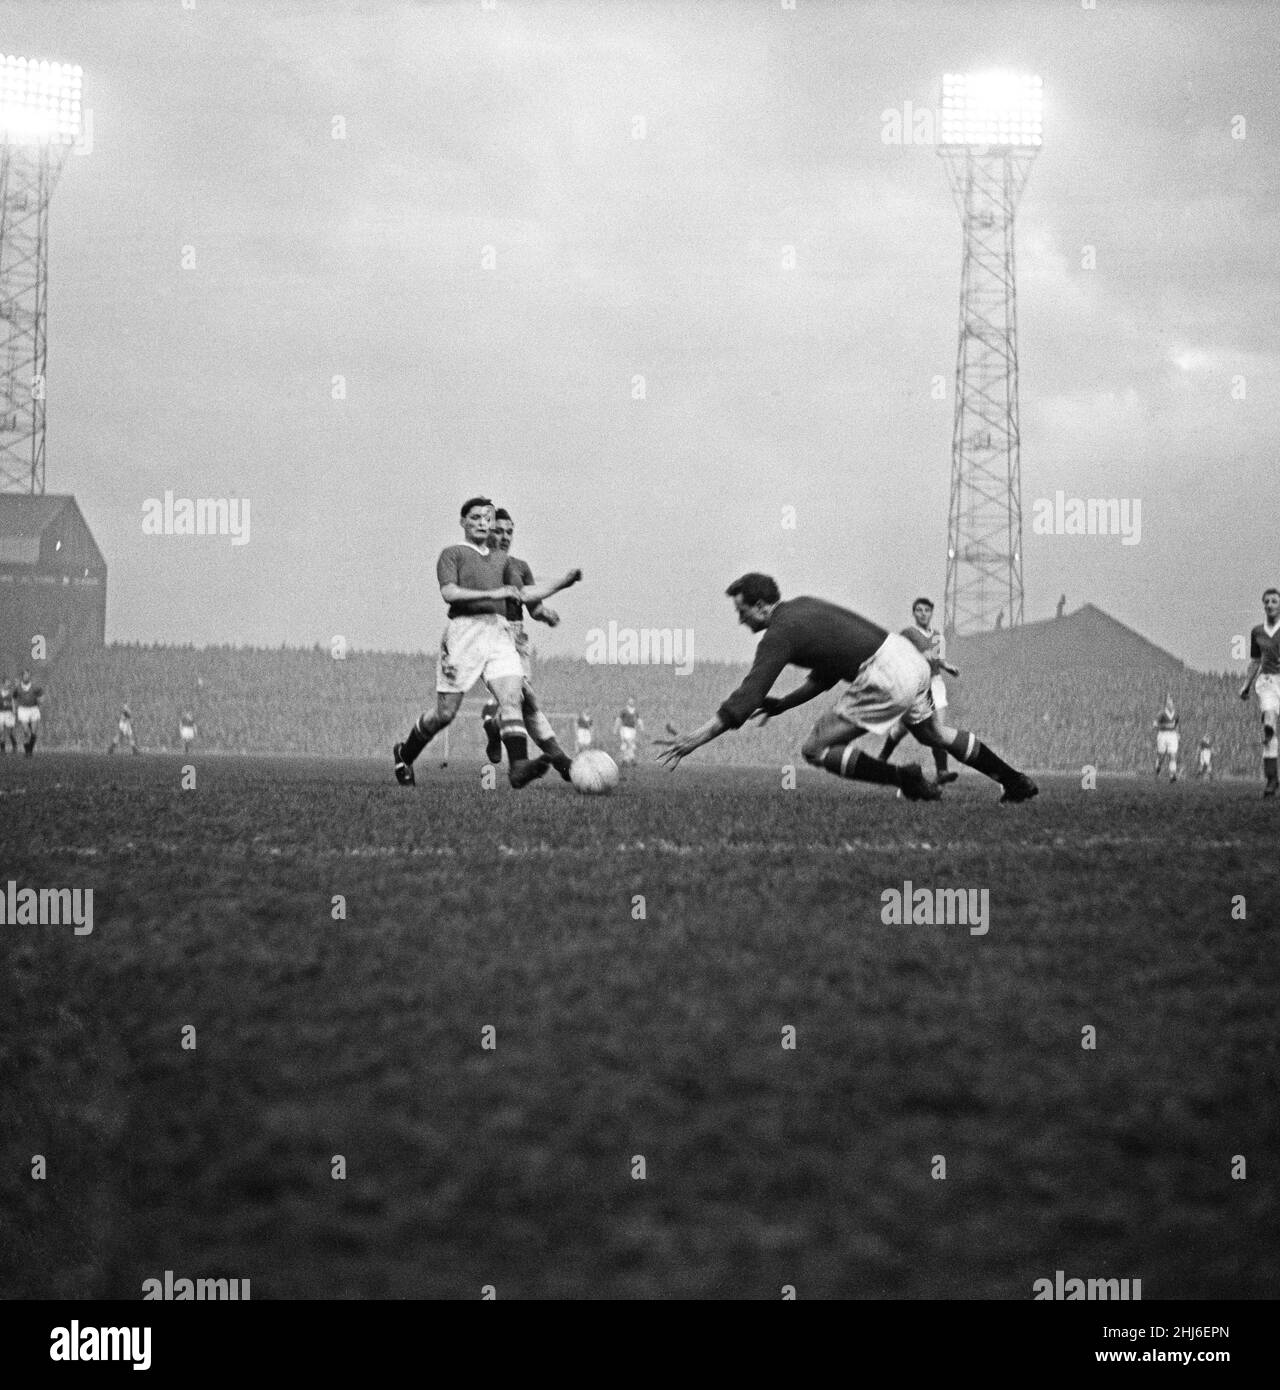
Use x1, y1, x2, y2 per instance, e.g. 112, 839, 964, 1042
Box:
12, 643, 1262, 777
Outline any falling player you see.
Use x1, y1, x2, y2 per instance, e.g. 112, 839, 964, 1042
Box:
108, 704, 139, 754
614, 698, 644, 771
481, 507, 576, 780
392, 497, 580, 787
575, 710, 594, 752
0, 680, 16, 753
1239, 585, 1280, 797
179, 709, 197, 754
1153, 696, 1179, 781
656, 573, 1037, 803
1196, 734, 1213, 781
878, 597, 960, 784
14, 670, 42, 756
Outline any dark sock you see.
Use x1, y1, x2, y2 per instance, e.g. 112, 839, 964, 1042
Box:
879, 734, 902, 761
948, 730, 1017, 784
400, 717, 431, 765
502, 723, 528, 763
933, 747, 949, 773
1266, 756, 1277, 782
818, 745, 901, 785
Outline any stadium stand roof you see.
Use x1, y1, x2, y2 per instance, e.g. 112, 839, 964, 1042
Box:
0, 494, 105, 571
951, 603, 1185, 673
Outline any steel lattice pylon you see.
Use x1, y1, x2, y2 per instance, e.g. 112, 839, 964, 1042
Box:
940, 145, 1037, 636
0, 142, 69, 494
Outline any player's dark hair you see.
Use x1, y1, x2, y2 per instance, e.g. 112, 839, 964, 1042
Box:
726, 573, 781, 607
493, 508, 512, 522
460, 496, 493, 519
1263, 587, 1280, 601
913, 597, 934, 610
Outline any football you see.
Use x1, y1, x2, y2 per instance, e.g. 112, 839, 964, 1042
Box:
570, 749, 620, 794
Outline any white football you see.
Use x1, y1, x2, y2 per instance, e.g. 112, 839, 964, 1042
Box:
570, 749, 620, 795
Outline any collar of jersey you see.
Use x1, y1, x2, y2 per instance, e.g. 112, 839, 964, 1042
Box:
461, 541, 490, 556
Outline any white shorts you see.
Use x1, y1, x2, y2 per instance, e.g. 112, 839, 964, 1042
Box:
930, 675, 948, 711
1255, 674, 1280, 720
118, 720, 133, 738
619, 727, 637, 746
436, 614, 523, 695
1197, 749, 1212, 768
0, 711, 13, 729
180, 725, 196, 741
576, 730, 592, 748
1156, 731, 1179, 756
17, 706, 40, 726
831, 633, 934, 737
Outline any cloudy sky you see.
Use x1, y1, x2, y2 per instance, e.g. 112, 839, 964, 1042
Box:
4, 0, 1277, 670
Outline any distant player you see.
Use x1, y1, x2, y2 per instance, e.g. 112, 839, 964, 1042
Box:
1239, 585, 1280, 797
1196, 735, 1213, 781
575, 710, 594, 751
0, 680, 16, 753
1153, 696, 1180, 781
180, 710, 197, 753
656, 573, 1037, 803
482, 508, 576, 780
109, 704, 139, 754
14, 670, 42, 757
878, 597, 960, 784
615, 699, 644, 770
392, 496, 580, 787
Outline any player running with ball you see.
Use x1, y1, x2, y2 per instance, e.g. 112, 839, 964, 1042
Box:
656, 573, 1036, 803
1239, 585, 1280, 798
393, 497, 581, 788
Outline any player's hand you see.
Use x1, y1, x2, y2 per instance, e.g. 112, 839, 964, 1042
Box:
537, 607, 560, 627
655, 730, 697, 767
564, 568, 583, 586
1240, 685, 1251, 701
752, 696, 784, 726
942, 662, 960, 677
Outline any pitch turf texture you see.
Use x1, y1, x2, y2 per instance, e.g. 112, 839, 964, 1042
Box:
2, 754, 1276, 1300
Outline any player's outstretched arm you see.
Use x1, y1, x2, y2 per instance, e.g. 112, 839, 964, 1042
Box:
1240, 659, 1261, 699
656, 713, 728, 768
520, 569, 582, 604
439, 583, 523, 604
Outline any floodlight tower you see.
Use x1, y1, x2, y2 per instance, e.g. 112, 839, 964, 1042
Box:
938, 71, 1040, 636
0, 54, 83, 494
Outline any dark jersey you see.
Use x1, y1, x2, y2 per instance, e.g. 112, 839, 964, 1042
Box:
1250, 623, 1280, 675
436, 544, 513, 619
504, 556, 534, 622
1155, 709, 1179, 732
0, 691, 12, 714
15, 682, 42, 708
618, 707, 639, 729
577, 714, 593, 729
718, 597, 889, 730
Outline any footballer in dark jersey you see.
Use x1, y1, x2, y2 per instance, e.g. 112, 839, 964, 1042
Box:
481, 508, 576, 781
1239, 585, 1280, 796
657, 573, 1036, 803
392, 497, 581, 788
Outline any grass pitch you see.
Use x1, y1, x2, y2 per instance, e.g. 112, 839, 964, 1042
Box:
2, 753, 1276, 1299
